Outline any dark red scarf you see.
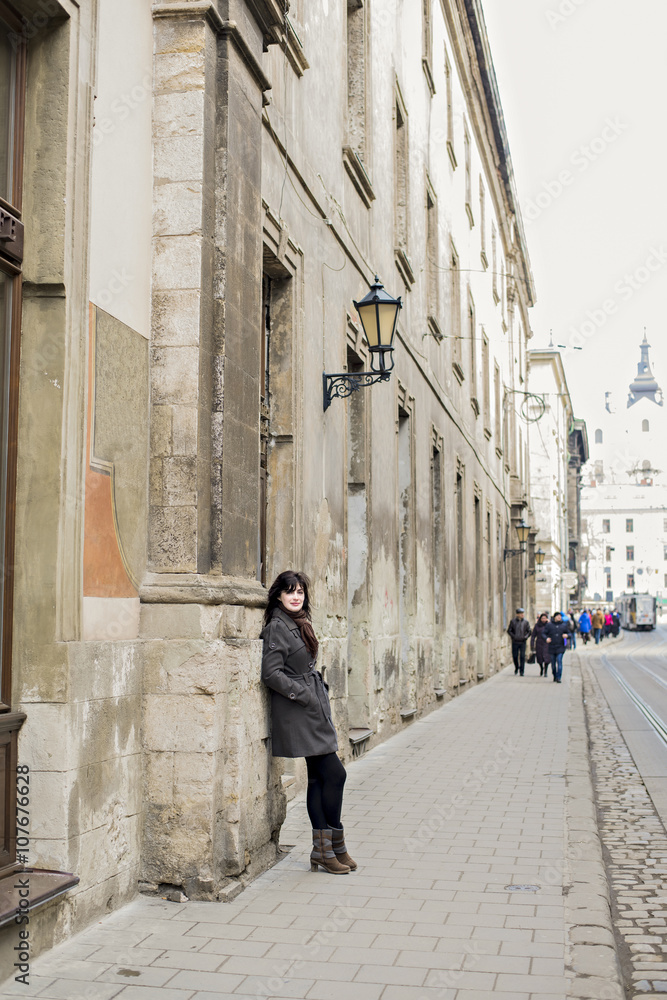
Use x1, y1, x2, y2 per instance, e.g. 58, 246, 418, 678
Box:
282, 607, 319, 658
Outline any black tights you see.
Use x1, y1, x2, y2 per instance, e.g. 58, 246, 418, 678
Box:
305, 753, 347, 830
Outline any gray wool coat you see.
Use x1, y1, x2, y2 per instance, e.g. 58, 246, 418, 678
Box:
260, 607, 338, 758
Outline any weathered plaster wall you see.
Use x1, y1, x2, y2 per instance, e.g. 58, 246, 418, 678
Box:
2, 1, 149, 975
259, 0, 534, 756
528, 352, 573, 612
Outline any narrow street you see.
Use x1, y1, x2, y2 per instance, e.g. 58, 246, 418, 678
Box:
590, 625, 667, 826
582, 625, 667, 999
1, 658, 624, 1000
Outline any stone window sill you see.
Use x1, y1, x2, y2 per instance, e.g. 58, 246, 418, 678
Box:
394, 247, 415, 287
427, 315, 442, 342
0, 870, 79, 929
284, 15, 309, 77
342, 147, 375, 208
422, 57, 436, 96
349, 728, 374, 759
447, 140, 457, 169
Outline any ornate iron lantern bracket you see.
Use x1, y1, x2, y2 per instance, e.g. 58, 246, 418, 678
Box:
322, 370, 392, 411
323, 276, 401, 411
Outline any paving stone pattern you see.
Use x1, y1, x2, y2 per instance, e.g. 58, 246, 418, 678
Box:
583, 655, 667, 999
0, 665, 619, 999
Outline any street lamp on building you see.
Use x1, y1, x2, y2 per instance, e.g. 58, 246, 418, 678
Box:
504, 519, 531, 560
525, 546, 545, 578
323, 276, 402, 410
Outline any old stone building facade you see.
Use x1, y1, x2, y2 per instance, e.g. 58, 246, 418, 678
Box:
526, 349, 587, 614
0, 0, 537, 971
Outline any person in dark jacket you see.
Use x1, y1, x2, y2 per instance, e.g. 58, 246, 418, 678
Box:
544, 611, 570, 683
531, 612, 551, 676
507, 608, 532, 676
261, 570, 355, 875
612, 610, 621, 637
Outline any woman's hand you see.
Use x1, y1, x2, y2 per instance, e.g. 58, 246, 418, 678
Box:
546, 638, 551, 643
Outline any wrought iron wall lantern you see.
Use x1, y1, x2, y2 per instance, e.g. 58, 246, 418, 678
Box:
525, 546, 545, 578
323, 277, 402, 411
504, 519, 531, 561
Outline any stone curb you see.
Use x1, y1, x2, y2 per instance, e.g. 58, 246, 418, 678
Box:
565, 654, 626, 1000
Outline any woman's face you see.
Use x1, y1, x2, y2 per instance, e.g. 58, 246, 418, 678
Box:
279, 585, 305, 613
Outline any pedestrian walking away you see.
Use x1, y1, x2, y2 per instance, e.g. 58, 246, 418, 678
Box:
612, 608, 621, 636
261, 570, 356, 875
592, 607, 605, 644
531, 611, 551, 676
507, 607, 532, 675
568, 609, 578, 649
579, 608, 592, 644
544, 611, 570, 683
604, 610, 613, 637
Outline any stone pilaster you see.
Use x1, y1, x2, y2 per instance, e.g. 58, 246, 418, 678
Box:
144, 1, 281, 898
150, 4, 219, 574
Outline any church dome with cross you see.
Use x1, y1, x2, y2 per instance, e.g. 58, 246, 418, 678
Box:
585, 332, 665, 487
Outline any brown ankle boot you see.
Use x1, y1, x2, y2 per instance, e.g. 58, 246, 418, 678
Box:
310, 829, 350, 874
330, 826, 357, 870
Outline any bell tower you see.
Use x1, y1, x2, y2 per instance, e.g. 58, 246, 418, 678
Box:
628, 330, 664, 407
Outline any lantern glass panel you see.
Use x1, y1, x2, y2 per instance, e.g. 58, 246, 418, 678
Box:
515, 521, 530, 545
376, 302, 398, 347
357, 303, 379, 347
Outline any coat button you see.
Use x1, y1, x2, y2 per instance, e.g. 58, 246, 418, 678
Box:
270, 643, 275, 648
289, 693, 295, 700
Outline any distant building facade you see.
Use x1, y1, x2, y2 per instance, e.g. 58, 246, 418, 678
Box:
0, 0, 536, 971
582, 334, 666, 606
583, 484, 667, 606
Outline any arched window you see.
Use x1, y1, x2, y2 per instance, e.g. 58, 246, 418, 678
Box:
595, 429, 603, 444
642, 419, 649, 432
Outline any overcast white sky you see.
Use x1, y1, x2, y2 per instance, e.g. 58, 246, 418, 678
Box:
482, 0, 667, 427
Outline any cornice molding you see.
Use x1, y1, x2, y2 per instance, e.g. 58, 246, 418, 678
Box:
140, 573, 268, 607
152, 1, 225, 31
152, 3, 272, 93
246, 0, 287, 44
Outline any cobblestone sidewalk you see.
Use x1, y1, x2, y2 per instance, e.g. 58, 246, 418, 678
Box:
1, 661, 624, 1000
583, 649, 667, 999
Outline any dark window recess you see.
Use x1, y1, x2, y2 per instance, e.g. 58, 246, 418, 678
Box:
258, 274, 271, 585
455, 471, 464, 584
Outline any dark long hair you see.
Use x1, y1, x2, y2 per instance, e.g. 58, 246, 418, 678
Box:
263, 570, 313, 628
